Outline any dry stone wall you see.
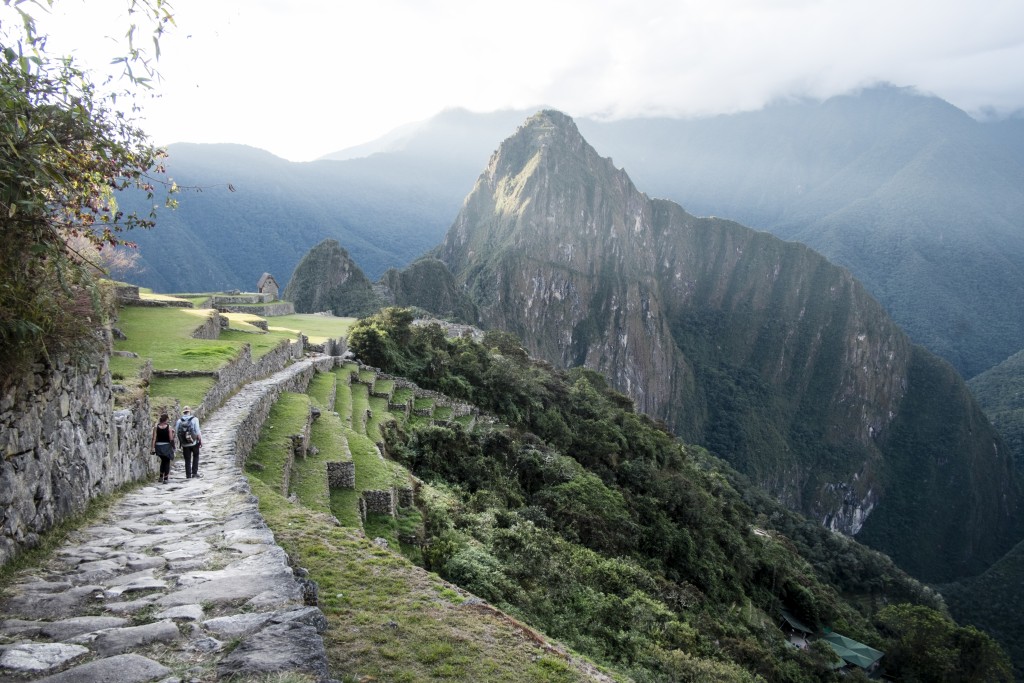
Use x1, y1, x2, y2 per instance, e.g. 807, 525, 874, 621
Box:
217, 302, 295, 317
230, 358, 337, 470
0, 351, 153, 568
327, 461, 355, 489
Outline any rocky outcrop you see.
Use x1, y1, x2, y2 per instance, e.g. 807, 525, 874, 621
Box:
283, 238, 383, 317
437, 110, 1024, 581
378, 258, 478, 322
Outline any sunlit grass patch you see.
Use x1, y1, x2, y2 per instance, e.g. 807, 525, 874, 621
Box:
221, 312, 268, 332
308, 371, 337, 411
268, 314, 356, 345
114, 306, 245, 372
148, 376, 216, 416
219, 329, 296, 360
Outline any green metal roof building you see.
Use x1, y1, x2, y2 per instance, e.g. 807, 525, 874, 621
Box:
821, 632, 884, 671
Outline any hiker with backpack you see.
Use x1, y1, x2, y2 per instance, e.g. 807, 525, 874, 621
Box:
175, 406, 203, 479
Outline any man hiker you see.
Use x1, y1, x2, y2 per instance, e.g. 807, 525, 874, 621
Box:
175, 406, 203, 479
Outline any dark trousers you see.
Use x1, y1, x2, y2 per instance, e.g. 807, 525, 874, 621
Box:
159, 455, 171, 478
182, 444, 200, 478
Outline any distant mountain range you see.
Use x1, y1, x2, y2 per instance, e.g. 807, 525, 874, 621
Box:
124, 87, 1024, 380
427, 109, 1023, 583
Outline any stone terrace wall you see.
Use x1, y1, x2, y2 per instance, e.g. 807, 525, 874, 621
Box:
211, 293, 274, 305
217, 302, 295, 317
327, 461, 355, 489
231, 358, 337, 470
0, 351, 153, 568
191, 311, 222, 340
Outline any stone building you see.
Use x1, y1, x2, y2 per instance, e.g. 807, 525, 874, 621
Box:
257, 272, 279, 299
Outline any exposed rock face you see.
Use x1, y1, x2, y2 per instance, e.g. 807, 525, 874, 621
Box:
283, 238, 382, 316
378, 258, 478, 322
437, 110, 1024, 581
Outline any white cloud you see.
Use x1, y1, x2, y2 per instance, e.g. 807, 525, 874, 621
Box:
11, 0, 1024, 160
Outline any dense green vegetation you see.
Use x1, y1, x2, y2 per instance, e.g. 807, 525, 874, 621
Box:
0, 1, 172, 382
969, 347, 1024, 469
283, 239, 384, 317
346, 308, 1010, 681
941, 537, 1024, 680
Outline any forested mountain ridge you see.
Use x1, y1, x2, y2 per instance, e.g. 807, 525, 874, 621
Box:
969, 347, 1024, 469
125, 89, 1024, 379
434, 110, 1024, 583
577, 86, 1024, 379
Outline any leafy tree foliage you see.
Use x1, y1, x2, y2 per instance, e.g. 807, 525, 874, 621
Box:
0, 0, 174, 380
353, 308, 1005, 680
876, 604, 1013, 682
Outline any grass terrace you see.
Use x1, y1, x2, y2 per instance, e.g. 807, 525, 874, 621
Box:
247, 392, 311, 496
268, 314, 356, 345
249, 479, 591, 682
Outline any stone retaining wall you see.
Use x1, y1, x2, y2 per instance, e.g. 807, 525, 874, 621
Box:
217, 302, 295, 317
327, 461, 355, 489
211, 293, 274, 305
374, 371, 478, 419
190, 311, 222, 340
231, 358, 337, 470
362, 489, 396, 517
305, 337, 347, 358
0, 348, 153, 568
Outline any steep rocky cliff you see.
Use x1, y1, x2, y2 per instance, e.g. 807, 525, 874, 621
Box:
283, 239, 382, 316
437, 110, 1023, 581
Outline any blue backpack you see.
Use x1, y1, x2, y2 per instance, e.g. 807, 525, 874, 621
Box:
177, 416, 197, 446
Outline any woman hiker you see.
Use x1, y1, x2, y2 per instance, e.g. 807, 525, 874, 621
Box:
151, 412, 175, 483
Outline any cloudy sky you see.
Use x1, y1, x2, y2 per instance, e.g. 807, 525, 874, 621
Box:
15, 0, 1024, 161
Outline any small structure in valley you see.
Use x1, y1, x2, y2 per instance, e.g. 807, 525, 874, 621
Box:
257, 272, 279, 299
820, 632, 884, 673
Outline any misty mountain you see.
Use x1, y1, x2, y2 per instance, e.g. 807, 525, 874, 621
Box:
433, 109, 1023, 583
325, 89, 1024, 380
969, 347, 1024, 469
118, 142, 468, 293
126, 87, 1024, 381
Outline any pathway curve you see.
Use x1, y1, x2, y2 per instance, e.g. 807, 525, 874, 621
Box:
0, 359, 333, 683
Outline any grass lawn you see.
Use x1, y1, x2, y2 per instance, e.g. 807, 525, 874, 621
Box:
307, 371, 337, 412
248, 392, 310, 496
249, 478, 593, 682
219, 328, 297, 360
373, 379, 395, 397
391, 387, 414, 405
114, 306, 243, 372
268, 314, 356, 345
351, 383, 370, 435
330, 488, 362, 528
149, 376, 216, 416
346, 427, 405, 491
366, 396, 392, 443
221, 312, 268, 332
333, 370, 353, 428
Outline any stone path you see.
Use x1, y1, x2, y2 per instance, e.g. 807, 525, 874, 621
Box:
0, 360, 333, 682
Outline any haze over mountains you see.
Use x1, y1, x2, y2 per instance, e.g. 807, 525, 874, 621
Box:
429, 109, 1023, 583
124, 86, 1024, 383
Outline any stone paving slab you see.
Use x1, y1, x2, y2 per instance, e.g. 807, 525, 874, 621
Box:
0, 358, 334, 681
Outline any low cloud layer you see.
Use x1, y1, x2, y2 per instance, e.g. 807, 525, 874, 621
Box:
22, 0, 1024, 160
